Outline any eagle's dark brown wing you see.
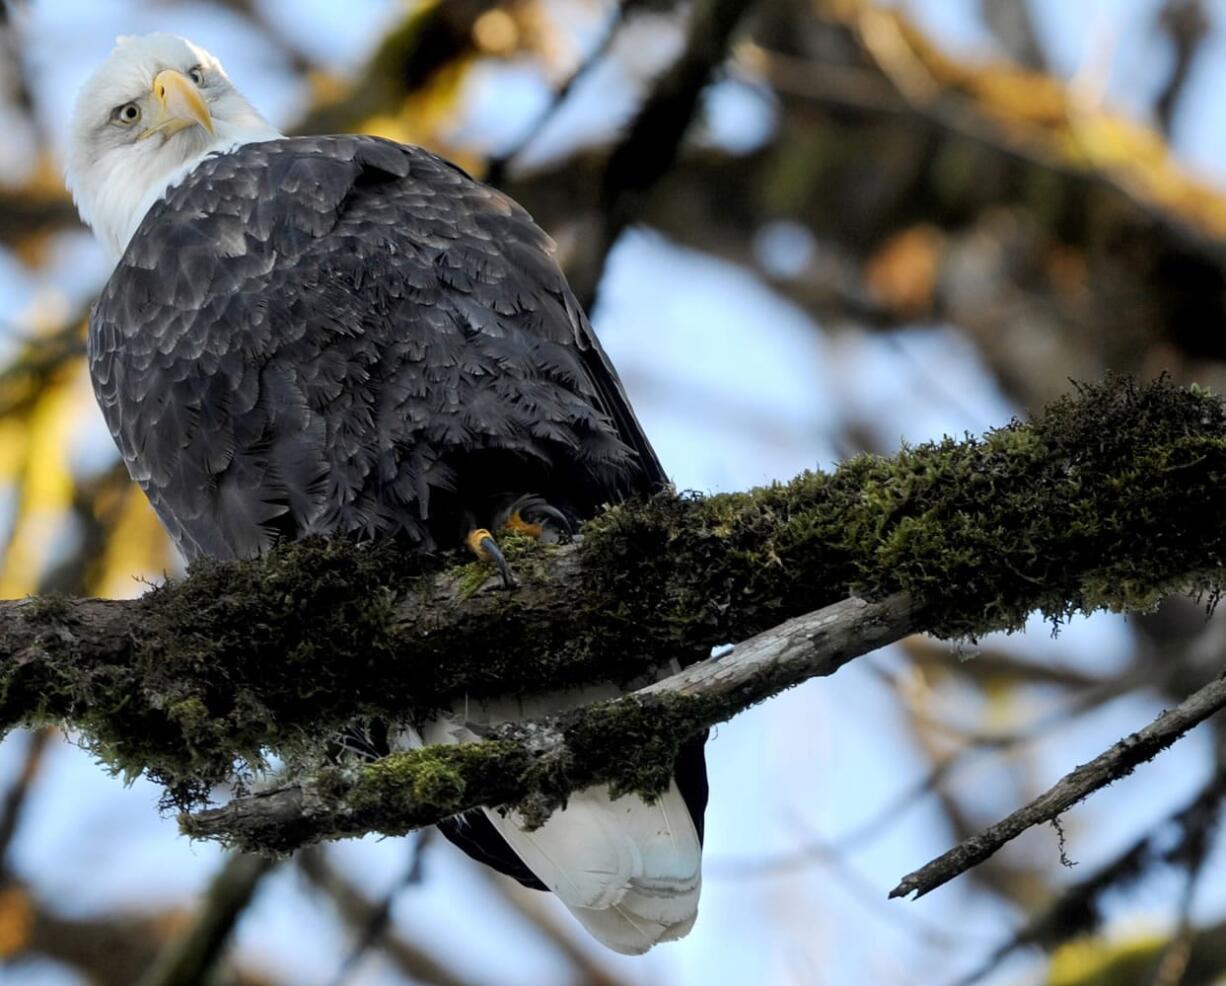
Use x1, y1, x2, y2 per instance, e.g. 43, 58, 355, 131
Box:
88, 134, 700, 910
90, 135, 665, 562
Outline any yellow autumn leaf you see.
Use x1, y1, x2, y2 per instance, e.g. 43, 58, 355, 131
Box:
828, 1, 1226, 244
0, 420, 28, 484
94, 483, 172, 599
0, 371, 86, 598
0, 884, 34, 958
306, 68, 349, 107
1048, 932, 1167, 986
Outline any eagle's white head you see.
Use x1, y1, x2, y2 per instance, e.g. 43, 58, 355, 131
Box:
66, 33, 281, 260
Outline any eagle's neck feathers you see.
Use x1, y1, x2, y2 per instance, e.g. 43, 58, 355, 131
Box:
77, 123, 281, 262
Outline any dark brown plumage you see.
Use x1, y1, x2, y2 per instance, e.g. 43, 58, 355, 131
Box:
89, 133, 706, 903
90, 135, 665, 561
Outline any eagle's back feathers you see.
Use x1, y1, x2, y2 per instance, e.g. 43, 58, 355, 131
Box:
90, 135, 665, 560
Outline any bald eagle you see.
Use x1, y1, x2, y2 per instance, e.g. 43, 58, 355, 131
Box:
66, 34, 707, 954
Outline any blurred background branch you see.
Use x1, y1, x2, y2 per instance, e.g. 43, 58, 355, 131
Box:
134, 853, 278, 986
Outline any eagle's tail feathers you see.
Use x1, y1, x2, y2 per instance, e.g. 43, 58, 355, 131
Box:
480, 781, 702, 954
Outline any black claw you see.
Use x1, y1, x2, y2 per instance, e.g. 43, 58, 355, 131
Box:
503, 494, 575, 541
529, 502, 574, 539
480, 534, 517, 588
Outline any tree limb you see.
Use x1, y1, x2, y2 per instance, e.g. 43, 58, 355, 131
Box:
134, 853, 276, 986
180, 591, 915, 851
0, 726, 50, 878
485, 0, 652, 186
563, 0, 759, 309
2, 376, 1226, 853
890, 674, 1226, 901
289, 0, 503, 137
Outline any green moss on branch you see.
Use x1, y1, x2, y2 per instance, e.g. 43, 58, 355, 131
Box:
348, 694, 717, 827
3, 376, 1226, 815
184, 692, 726, 851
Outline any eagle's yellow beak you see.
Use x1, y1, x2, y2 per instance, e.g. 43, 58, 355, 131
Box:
144, 69, 213, 138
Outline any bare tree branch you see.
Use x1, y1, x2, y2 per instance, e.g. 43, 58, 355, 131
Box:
485, 0, 650, 185
290, 0, 503, 137
561, 0, 759, 309
15, 893, 223, 986
471, 863, 639, 986
1155, 0, 1209, 136
979, 0, 1046, 71
299, 844, 482, 986
890, 675, 1226, 901
0, 726, 49, 877
954, 767, 1226, 985
134, 853, 276, 986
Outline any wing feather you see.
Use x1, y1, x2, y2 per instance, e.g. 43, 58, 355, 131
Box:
89, 135, 666, 560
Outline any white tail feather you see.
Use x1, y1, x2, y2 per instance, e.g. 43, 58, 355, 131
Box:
415, 711, 702, 954
482, 782, 701, 954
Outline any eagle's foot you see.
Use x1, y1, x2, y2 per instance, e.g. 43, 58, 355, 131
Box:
464, 497, 573, 588
498, 494, 574, 543
465, 528, 517, 588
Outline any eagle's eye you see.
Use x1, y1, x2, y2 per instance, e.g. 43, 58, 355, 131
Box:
113, 102, 141, 126
188, 65, 206, 87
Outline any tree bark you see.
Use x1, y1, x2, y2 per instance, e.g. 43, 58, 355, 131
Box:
1, 377, 1225, 851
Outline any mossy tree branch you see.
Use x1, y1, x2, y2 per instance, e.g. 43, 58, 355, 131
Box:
181, 591, 917, 852
1, 377, 1226, 852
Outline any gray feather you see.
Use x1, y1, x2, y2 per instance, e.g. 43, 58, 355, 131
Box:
88, 136, 666, 560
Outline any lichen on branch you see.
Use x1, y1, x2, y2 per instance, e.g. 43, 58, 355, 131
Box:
184, 593, 915, 853
1, 376, 1224, 842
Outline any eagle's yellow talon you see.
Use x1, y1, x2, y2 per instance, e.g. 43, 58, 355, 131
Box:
465, 528, 516, 587
466, 528, 496, 559
498, 496, 573, 542
504, 511, 543, 539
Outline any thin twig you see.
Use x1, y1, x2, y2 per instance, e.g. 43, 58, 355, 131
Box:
323, 833, 429, 986
299, 842, 483, 986
486, 1, 642, 185
953, 766, 1226, 986
979, 0, 1047, 71
1155, 0, 1209, 135
574, 0, 759, 308
891, 675, 1226, 901
706, 828, 959, 949
134, 853, 277, 986
710, 659, 1127, 870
